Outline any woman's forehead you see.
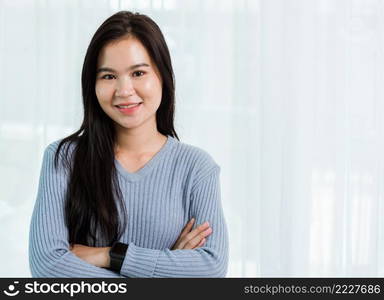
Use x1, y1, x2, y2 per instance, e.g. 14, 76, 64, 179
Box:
98, 37, 151, 68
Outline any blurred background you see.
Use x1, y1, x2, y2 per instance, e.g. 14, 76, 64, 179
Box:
1, 0, 384, 277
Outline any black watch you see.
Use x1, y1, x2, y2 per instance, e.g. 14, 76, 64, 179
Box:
109, 242, 128, 273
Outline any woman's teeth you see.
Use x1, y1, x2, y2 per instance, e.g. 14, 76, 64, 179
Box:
117, 103, 141, 108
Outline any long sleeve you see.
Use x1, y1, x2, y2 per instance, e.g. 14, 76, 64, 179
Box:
119, 165, 229, 278
29, 146, 125, 278
29, 138, 229, 278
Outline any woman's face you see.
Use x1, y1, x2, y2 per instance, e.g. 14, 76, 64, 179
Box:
95, 36, 163, 131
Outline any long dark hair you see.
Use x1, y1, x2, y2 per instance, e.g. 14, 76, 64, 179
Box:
53, 11, 179, 247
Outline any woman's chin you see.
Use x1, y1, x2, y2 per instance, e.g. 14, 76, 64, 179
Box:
115, 120, 142, 130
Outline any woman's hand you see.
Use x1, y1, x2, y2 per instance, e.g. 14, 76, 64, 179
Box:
172, 218, 212, 250
69, 244, 111, 268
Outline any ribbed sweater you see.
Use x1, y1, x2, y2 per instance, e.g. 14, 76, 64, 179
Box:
28, 135, 229, 277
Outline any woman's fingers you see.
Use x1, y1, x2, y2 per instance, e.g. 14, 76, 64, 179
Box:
180, 226, 213, 249
194, 238, 206, 249
172, 220, 212, 250
182, 221, 210, 242
172, 218, 195, 248
179, 218, 195, 238
176, 219, 206, 244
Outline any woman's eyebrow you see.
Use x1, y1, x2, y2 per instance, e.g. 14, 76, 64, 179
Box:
96, 63, 150, 74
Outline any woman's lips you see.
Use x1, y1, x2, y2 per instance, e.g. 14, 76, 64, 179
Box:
115, 103, 142, 115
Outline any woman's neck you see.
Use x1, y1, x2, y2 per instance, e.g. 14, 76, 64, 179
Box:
114, 126, 167, 156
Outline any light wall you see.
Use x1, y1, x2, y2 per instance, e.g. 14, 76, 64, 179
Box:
0, 0, 383, 277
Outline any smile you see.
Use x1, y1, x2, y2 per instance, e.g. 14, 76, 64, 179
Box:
115, 103, 142, 115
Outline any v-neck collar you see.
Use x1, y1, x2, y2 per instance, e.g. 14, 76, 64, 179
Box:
114, 135, 176, 182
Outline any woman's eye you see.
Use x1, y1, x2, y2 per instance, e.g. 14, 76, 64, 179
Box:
132, 71, 145, 77
101, 74, 115, 80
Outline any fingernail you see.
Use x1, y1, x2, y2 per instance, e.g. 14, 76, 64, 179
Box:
190, 218, 195, 223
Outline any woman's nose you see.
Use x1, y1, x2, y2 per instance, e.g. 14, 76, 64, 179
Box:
115, 77, 135, 97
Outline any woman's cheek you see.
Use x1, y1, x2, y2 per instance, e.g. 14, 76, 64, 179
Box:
95, 84, 112, 104
141, 79, 162, 101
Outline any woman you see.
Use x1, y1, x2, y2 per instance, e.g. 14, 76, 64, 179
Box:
29, 11, 228, 278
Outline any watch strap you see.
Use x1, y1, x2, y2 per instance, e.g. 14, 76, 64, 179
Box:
109, 242, 128, 273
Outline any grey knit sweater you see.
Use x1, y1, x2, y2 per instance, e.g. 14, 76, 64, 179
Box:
28, 135, 229, 277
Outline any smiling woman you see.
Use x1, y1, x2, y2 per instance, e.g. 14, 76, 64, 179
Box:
28, 11, 229, 278
95, 37, 163, 133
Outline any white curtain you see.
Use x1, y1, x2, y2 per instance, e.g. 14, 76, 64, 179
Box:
0, 0, 383, 277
